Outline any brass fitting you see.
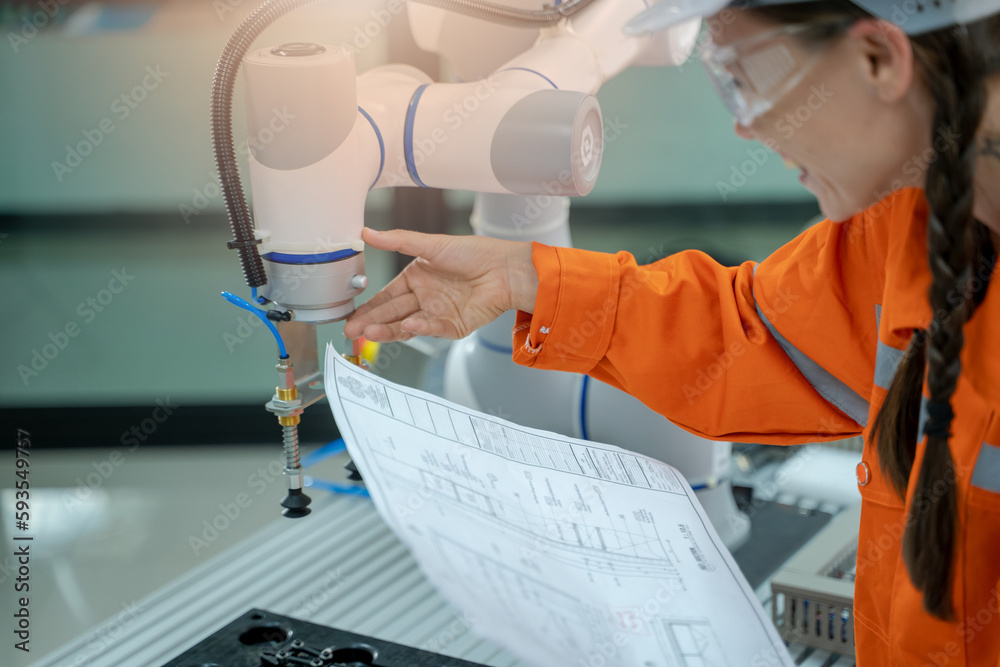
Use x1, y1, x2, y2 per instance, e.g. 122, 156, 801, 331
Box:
277, 386, 298, 401
278, 415, 301, 427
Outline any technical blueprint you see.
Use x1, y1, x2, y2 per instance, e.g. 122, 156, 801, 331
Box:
325, 345, 793, 667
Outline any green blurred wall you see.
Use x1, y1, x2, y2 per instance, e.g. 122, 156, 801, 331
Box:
0, 2, 810, 214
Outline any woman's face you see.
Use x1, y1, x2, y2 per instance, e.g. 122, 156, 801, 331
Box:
705, 11, 933, 222
975, 79, 1000, 232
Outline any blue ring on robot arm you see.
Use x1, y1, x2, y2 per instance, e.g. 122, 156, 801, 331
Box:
497, 67, 558, 89
262, 249, 360, 264
475, 332, 514, 356
404, 84, 431, 188
358, 106, 385, 190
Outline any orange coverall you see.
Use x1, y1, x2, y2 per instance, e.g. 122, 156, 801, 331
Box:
510, 187, 1000, 665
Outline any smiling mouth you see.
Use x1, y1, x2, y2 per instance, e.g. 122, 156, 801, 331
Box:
783, 156, 809, 183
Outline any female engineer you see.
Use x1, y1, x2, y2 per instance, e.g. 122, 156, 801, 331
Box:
345, 0, 1000, 662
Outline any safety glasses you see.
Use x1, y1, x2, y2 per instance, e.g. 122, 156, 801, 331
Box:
698, 21, 851, 126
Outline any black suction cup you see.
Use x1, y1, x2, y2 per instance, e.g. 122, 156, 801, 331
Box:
280, 487, 312, 518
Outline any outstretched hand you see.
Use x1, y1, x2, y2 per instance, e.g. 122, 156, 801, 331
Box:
344, 228, 538, 343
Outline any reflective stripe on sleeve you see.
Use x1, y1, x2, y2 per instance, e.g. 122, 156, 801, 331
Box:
874, 341, 905, 390
753, 266, 870, 427
873, 305, 906, 390
971, 442, 1000, 493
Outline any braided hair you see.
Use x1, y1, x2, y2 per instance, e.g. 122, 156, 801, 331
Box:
747, 0, 1000, 619
897, 22, 996, 618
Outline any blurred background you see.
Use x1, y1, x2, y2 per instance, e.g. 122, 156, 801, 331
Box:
0, 0, 821, 664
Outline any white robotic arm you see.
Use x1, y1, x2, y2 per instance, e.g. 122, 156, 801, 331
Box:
241, 0, 698, 322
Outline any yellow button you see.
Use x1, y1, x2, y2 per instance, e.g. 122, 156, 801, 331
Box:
856, 461, 871, 487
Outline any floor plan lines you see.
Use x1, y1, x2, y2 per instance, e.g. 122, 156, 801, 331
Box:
434, 534, 613, 663
658, 619, 729, 667
370, 453, 679, 577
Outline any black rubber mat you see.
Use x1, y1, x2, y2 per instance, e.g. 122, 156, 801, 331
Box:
730, 500, 833, 590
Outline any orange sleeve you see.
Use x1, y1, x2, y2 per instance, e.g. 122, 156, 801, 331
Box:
511, 215, 880, 445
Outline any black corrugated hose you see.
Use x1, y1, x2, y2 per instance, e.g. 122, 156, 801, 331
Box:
211, 0, 323, 288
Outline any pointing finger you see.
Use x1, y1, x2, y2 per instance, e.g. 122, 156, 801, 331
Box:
362, 228, 447, 261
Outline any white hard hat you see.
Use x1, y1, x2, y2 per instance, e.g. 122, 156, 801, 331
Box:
625, 0, 1000, 36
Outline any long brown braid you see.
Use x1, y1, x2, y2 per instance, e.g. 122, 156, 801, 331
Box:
902, 23, 990, 619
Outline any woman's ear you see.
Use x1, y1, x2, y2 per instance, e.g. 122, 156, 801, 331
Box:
848, 19, 915, 103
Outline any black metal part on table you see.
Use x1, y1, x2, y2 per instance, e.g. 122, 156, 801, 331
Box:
344, 459, 363, 482
164, 609, 486, 667
730, 499, 833, 590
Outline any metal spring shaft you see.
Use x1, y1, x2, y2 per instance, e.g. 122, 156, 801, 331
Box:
282, 424, 301, 471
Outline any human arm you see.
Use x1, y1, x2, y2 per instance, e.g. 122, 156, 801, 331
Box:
511, 216, 881, 445
346, 208, 884, 445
